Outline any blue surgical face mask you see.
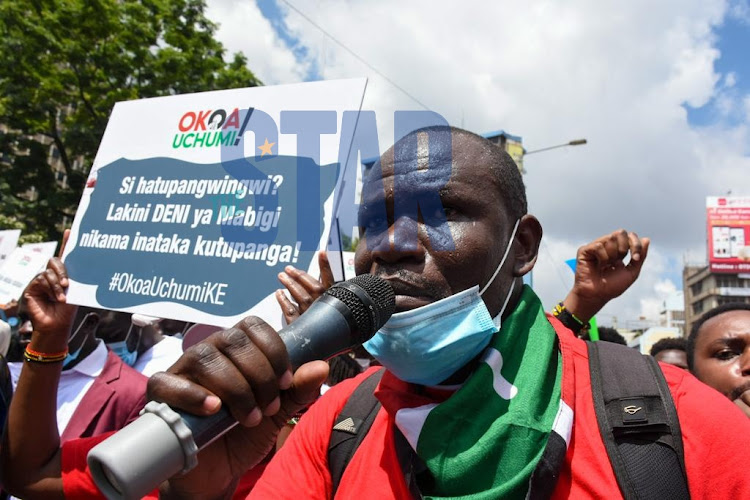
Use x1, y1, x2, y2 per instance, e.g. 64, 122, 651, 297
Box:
107, 325, 141, 367
364, 219, 520, 386
62, 343, 85, 369
63, 313, 96, 370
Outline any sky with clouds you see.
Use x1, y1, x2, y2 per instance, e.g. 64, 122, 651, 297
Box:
205, 0, 750, 328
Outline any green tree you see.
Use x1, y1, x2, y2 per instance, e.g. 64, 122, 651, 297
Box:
0, 0, 260, 241
340, 233, 360, 252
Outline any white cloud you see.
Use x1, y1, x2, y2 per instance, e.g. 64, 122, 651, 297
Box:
206, 0, 750, 322
205, 0, 308, 84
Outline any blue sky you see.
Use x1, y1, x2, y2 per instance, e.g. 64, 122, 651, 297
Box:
256, 0, 322, 81
687, 10, 750, 128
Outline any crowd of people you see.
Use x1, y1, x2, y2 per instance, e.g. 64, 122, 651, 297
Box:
0, 127, 748, 499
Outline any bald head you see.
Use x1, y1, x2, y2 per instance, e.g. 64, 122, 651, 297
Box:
374, 126, 528, 222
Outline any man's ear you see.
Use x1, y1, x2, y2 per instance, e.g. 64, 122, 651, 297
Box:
512, 214, 542, 277
81, 312, 100, 338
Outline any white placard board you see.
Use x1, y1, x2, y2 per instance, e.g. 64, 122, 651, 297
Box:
22, 241, 58, 261
0, 229, 21, 263
0, 246, 49, 303
63, 78, 367, 329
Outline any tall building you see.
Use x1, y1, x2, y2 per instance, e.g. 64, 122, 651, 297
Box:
659, 290, 685, 334
482, 130, 525, 173
683, 265, 750, 334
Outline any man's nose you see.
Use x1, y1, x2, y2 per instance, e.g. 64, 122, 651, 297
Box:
740, 346, 750, 377
19, 320, 32, 335
369, 217, 425, 263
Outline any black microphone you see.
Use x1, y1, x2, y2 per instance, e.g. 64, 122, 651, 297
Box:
87, 274, 395, 500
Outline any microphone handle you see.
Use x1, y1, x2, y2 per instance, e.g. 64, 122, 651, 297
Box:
184, 294, 358, 449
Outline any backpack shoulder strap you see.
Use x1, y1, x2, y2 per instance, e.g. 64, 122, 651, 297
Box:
587, 341, 690, 500
328, 368, 385, 496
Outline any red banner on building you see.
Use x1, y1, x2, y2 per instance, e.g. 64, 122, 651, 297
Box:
707, 196, 750, 274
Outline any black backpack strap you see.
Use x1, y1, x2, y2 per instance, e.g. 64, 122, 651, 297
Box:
328, 368, 385, 496
587, 341, 689, 500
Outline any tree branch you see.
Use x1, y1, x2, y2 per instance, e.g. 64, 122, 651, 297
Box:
48, 112, 74, 178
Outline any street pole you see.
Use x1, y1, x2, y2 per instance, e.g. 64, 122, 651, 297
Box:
524, 138, 587, 156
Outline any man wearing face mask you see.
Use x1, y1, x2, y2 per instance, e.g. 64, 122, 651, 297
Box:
93, 309, 144, 367
97, 311, 184, 376
131, 314, 185, 377
21, 128, 750, 498
7, 296, 148, 443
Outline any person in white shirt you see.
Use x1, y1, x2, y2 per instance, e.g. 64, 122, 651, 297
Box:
0, 319, 10, 357
132, 330, 184, 377
108, 313, 184, 377
8, 303, 147, 441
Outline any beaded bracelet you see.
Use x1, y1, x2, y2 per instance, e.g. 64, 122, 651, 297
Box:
23, 346, 69, 363
552, 302, 590, 334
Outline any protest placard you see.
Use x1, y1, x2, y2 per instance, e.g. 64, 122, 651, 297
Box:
22, 241, 58, 261
0, 246, 49, 304
63, 78, 368, 329
0, 230, 20, 263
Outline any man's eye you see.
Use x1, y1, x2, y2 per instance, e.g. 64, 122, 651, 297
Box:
443, 206, 458, 218
359, 214, 387, 231
714, 349, 738, 361
367, 216, 386, 229
426, 206, 456, 223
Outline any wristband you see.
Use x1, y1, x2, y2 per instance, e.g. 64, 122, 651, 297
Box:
287, 417, 300, 426
552, 302, 590, 334
23, 345, 69, 363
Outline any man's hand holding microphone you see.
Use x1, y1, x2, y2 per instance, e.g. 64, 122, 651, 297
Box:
88, 274, 395, 500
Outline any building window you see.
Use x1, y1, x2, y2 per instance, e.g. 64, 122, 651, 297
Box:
691, 282, 703, 296
717, 275, 740, 288
718, 296, 750, 305
693, 300, 704, 315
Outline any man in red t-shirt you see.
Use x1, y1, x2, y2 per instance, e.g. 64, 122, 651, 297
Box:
137, 129, 750, 498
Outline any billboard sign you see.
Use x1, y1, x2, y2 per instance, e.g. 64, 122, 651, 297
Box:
707, 196, 750, 274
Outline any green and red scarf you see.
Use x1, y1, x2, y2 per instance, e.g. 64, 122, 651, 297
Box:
376, 286, 571, 499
